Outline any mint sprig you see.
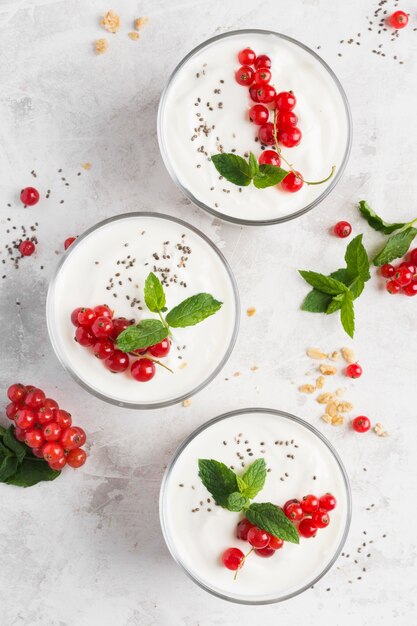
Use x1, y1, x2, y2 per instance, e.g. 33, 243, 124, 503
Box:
116, 272, 222, 353
211, 152, 288, 189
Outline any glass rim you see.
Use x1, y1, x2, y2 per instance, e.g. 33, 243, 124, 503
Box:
159, 407, 352, 604
46, 211, 240, 410
157, 28, 353, 227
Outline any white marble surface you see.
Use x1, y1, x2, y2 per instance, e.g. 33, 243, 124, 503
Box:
0, 0, 416, 624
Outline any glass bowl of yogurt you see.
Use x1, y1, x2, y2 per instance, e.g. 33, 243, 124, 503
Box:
46, 213, 239, 408
160, 408, 351, 604
158, 29, 352, 226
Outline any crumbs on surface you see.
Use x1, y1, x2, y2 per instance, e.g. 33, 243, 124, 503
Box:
95, 38, 108, 54
134, 17, 149, 31
100, 10, 120, 34
246, 306, 256, 317
82, 162, 92, 170
182, 398, 192, 407
128, 32, 140, 41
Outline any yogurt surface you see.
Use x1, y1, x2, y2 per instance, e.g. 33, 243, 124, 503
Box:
47, 214, 238, 406
161, 410, 350, 603
159, 31, 350, 223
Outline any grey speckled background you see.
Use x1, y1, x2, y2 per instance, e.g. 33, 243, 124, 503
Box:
0, 0, 416, 624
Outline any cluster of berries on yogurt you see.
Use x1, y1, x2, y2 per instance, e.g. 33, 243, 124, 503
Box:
235, 47, 303, 193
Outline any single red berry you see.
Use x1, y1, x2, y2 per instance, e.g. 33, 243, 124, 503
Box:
64, 237, 76, 250
281, 171, 303, 192
42, 442, 64, 463
42, 422, 62, 442
387, 10, 408, 28
25, 385, 36, 393
254, 67, 271, 86
44, 398, 59, 411
393, 266, 412, 287
131, 358, 156, 382
37, 406, 55, 425
71, 307, 83, 326
71, 426, 86, 447
255, 546, 276, 557
275, 91, 296, 111
20, 187, 40, 206
380, 263, 395, 278
25, 388, 45, 408
6, 402, 20, 420
7, 383, 26, 404
247, 526, 269, 549
61, 427, 84, 450
236, 518, 255, 541
105, 350, 130, 373
284, 502, 303, 521
259, 150, 281, 166
14, 426, 27, 442
66, 447, 87, 468
399, 262, 416, 275
352, 415, 371, 433
235, 65, 254, 86
149, 338, 171, 358
312, 508, 330, 528
94, 338, 115, 359
409, 249, 417, 266
283, 498, 299, 509
267, 534, 284, 550
403, 280, 417, 296
319, 493, 337, 511
19, 240, 35, 256
32, 447, 45, 458
249, 86, 260, 102
258, 122, 275, 145
346, 363, 362, 379
299, 518, 318, 538
333, 221, 352, 238
77, 308, 96, 327
301, 494, 319, 514
93, 304, 113, 318
248, 104, 269, 125
238, 48, 256, 65
257, 84, 276, 103
54, 409, 72, 429
75, 326, 95, 347
386, 280, 400, 294
25, 428, 45, 448
222, 547, 245, 571
254, 54, 271, 69
15, 408, 36, 429
277, 110, 298, 129
278, 127, 302, 148
49, 456, 67, 470
111, 317, 134, 339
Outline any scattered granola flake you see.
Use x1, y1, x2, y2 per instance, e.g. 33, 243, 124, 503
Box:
342, 347, 355, 363
316, 376, 325, 389
337, 401, 354, 413
250, 365, 259, 372
82, 162, 92, 170
101, 10, 120, 34
317, 392, 335, 405
321, 414, 332, 424
335, 387, 345, 397
299, 384, 315, 394
331, 415, 344, 426
134, 17, 148, 30
246, 306, 256, 317
179, 362, 188, 369
233, 371, 241, 377
326, 401, 339, 417
374, 422, 389, 437
328, 350, 341, 361
95, 39, 108, 54
319, 364, 337, 375
182, 398, 192, 407
128, 31, 140, 40
307, 347, 327, 360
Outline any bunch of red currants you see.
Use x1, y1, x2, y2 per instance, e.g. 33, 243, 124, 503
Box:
380, 248, 417, 296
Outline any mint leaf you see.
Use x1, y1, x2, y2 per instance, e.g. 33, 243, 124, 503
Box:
3, 427, 26, 463
240, 459, 266, 499
198, 459, 238, 507
144, 272, 166, 313
345, 235, 370, 281
211, 153, 252, 186
373, 227, 417, 266
301, 289, 332, 313
340, 291, 355, 338
227, 492, 250, 512
326, 293, 345, 315
0, 455, 19, 482
253, 164, 288, 189
358, 200, 406, 235
236, 475, 247, 494
166, 294, 222, 328
299, 271, 348, 296
116, 319, 169, 352
5, 458, 60, 487
248, 152, 259, 178
245, 502, 299, 544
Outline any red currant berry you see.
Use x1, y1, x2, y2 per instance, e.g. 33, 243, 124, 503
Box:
61, 427, 84, 450
42, 422, 62, 442
248, 104, 269, 125
64, 237, 76, 250
283, 498, 300, 509
94, 338, 115, 359
312, 508, 330, 528
299, 518, 318, 538
393, 266, 412, 287
15, 409, 36, 429
77, 307, 96, 327
277, 110, 298, 129
346, 363, 362, 379
44, 398, 59, 410
54, 409, 72, 429
259, 150, 281, 166
111, 317, 134, 339
20, 187, 40, 206
93, 304, 113, 319
25, 388, 45, 408
75, 326, 95, 347
105, 350, 130, 373
247, 526, 269, 549
49, 456, 67, 470
333, 221, 352, 238
284, 502, 303, 521
6, 402, 20, 420
37, 406, 55, 425
281, 171, 303, 192
301, 494, 319, 514
278, 127, 302, 148
386, 280, 400, 294
409, 249, 417, 265
71, 307, 82, 326
254, 67, 271, 86
258, 122, 275, 145
352, 415, 371, 433
14, 426, 27, 442
32, 447, 45, 458
66, 447, 87, 468
403, 280, 417, 296
238, 48, 256, 65
399, 262, 416, 275
254, 54, 271, 69
235, 66, 254, 86
387, 10, 408, 28
257, 84, 276, 103
19, 240, 35, 256
275, 91, 296, 111
267, 534, 284, 550
131, 358, 156, 382
380, 263, 395, 278
222, 547, 245, 571
42, 442, 64, 463
255, 546, 276, 557
72, 426, 87, 447
149, 339, 171, 358
25, 428, 45, 448
236, 518, 255, 541
319, 493, 337, 511
25, 385, 36, 393
7, 383, 26, 403
249, 86, 260, 102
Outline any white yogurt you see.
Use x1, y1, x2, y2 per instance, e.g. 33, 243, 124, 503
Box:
161, 410, 350, 603
47, 214, 238, 407
159, 31, 350, 223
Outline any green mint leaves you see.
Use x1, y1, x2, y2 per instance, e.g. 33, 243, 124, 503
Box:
116, 272, 222, 353
211, 152, 288, 189
0, 425, 60, 487
299, 235, 370, 338
358, 200, 417, 266
197, 457, 299, 543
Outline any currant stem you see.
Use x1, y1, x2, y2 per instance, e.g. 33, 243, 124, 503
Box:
233, 547, 254, 581
148, 357, 173, 374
